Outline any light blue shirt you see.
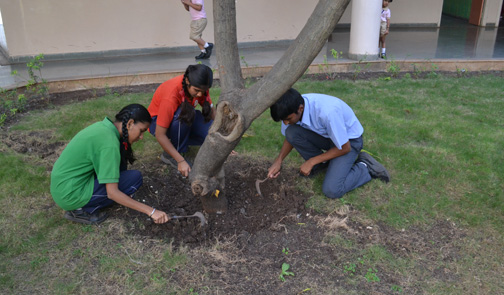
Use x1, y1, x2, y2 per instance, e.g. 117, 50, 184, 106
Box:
281, 93, 364, 150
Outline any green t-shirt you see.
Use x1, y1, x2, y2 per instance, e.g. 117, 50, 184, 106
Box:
50, 118, 121, 210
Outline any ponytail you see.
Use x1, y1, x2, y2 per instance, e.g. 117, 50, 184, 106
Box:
202, 100, 212, 123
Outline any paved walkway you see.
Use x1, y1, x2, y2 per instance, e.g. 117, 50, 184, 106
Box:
1, 15, 503, 91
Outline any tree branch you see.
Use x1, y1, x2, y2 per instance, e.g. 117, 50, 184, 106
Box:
242, 0, 350, 117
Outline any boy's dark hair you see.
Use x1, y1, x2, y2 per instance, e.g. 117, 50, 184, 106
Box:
270, 88, 304, 122
115, 103, 152, 170
180, 64, 213, 125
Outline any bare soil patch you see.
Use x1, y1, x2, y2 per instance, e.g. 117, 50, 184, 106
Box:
0, 131, 66, 165
110, 156, 311, 245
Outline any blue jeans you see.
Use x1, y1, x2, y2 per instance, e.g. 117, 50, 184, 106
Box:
285, 124, 371, 199
82, 170, 143, 214
149, 106, 212, 153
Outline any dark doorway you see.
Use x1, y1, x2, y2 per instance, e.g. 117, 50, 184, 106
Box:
442, 0, 473, 21
500, 1, 504, 26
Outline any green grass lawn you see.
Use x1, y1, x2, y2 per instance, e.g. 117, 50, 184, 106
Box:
1, 74, 503, 294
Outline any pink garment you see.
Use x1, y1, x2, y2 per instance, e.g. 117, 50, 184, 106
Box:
190, 0, 206, 21
381, 8, 391, 22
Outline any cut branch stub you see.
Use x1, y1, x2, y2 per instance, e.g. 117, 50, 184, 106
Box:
191, 176, 218, 197
191, 168, 227, 213
191, 168, 225, 197
209, 101, 243, 142
192, 182, 204, 196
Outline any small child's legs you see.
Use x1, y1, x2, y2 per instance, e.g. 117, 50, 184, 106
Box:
190, 18, 208, 51
379, 21, 388, 57
380, 35, 387, 53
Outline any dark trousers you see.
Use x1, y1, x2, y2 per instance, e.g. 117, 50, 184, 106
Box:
149, 107, 212, 153
82, 170, 143, 214
285, 124, 371, 199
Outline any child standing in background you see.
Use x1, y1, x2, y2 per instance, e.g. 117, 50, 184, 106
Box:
182, 0, 214, 59
379, 0, 392, 59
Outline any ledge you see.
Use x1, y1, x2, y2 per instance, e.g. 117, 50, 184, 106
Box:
44, 59, 504, 94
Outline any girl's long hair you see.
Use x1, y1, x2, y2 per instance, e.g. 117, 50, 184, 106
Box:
115, 104, 152, 170
179, 64, 213, 125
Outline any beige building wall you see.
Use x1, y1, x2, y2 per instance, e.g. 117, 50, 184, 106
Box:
0, 0, 446, 60
0, 0, 318, 59
235, 0, 317, 42
339, 0, 443, 26
0, 0, 207, 57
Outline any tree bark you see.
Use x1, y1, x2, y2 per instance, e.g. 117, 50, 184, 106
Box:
213, 0, 244, 94
190, 0, 351, 212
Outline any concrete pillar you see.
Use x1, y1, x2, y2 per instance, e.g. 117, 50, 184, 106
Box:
481, 0, 504, 27
348, 0, 382, 61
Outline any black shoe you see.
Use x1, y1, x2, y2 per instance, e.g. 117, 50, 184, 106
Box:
357, 151, 390, 183
160, 152, 192, 168
205, 43, 214, 58
195, 51, 209, 60
64, 209, 108, 225
381, 53, 387, 59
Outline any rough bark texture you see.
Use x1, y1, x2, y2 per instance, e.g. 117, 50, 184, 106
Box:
213, 0, 244, 93
190, 0, 351, 211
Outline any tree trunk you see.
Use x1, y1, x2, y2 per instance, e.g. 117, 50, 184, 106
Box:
190, 0, 351, 212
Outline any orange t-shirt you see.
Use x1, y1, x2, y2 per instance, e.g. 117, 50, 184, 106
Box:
147, 75, 212, 128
